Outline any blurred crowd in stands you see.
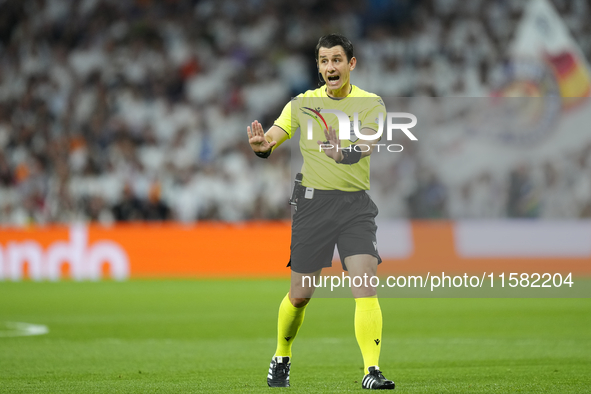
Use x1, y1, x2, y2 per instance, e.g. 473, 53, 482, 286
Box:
369, 141, 591, 220
0, 0, 590, 225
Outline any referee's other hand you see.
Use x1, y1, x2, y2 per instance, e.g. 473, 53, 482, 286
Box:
317, 126, 344, 163
248, 120, 276, 152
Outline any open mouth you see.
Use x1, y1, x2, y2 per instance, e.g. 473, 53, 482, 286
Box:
327, 75, 340, 84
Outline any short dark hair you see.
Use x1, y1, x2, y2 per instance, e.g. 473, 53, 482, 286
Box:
315, 34, 354, 62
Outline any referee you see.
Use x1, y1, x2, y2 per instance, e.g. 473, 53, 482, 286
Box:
247, 34, 394, 390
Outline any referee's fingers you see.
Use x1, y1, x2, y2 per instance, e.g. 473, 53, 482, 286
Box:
328, 126, 336, 141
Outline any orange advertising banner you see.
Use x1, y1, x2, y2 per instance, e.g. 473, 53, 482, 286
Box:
0, 222, 292, 280
0, 221, 589, 281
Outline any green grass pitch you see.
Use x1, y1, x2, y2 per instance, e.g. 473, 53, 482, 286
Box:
0, 280, 590, 393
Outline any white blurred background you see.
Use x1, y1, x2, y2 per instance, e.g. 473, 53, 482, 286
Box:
0, 0, 590, 226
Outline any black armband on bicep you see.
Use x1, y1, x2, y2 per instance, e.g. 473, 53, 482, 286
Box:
339, 145, 362, 165
255, 150, 272, 159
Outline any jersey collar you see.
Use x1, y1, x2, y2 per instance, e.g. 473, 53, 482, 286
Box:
324, 85, 354, 100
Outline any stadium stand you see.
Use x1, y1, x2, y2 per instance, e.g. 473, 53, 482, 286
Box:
0, 0, 590, 225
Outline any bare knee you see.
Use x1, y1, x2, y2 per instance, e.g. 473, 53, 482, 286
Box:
290, 297, 311, 308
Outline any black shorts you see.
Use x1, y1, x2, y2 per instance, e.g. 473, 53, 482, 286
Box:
288, 189, 382, 274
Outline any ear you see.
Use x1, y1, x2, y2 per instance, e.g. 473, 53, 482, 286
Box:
349, 57, 357, 71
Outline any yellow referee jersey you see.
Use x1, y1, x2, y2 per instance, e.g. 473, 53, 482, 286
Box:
274, 85, 386, 191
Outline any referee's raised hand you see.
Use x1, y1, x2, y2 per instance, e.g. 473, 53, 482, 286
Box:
248, 120, 277, 153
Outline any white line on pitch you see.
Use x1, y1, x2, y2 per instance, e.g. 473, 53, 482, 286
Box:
0, 322, 49, 337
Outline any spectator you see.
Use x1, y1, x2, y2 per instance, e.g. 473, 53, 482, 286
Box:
112, 183, 144, 222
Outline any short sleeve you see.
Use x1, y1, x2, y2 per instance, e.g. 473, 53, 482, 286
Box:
360, 97, 386, 133
273, 96, 301, 139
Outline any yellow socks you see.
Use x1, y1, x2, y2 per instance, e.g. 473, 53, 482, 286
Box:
273, 292, 382, 372
274, 293, 307, 358
355, 296, 383, 374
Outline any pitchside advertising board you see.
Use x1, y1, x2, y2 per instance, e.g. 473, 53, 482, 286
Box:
0, 220, 589, 277
0, 220, 589, 297
0, 225, 129, 281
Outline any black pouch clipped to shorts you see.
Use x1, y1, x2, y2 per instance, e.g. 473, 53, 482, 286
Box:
289, 173, 305, 206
